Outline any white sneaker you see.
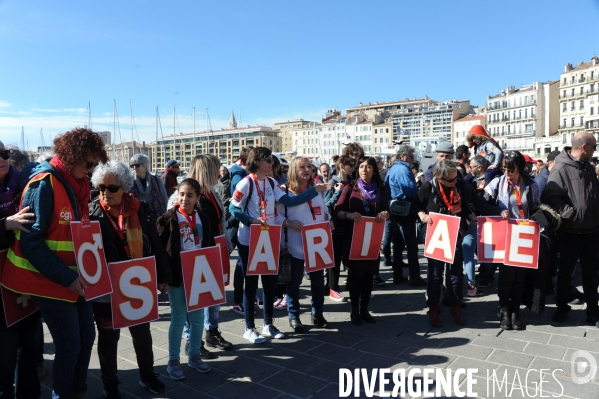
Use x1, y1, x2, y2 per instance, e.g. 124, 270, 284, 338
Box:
262, 324, 285, 339
244, 327, 266, 344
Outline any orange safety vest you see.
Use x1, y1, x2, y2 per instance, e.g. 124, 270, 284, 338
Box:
2, 172, 79, 302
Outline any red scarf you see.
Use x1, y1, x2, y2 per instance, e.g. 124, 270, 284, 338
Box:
50, 156, 91, 220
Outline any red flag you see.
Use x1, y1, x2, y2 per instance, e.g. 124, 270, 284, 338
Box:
70, 221, 112, 300
181, 246, 226, 312
247, 224, 282, 275
301, 222, 334, 272
349, 216, 385, 260
423, 213, 461, 263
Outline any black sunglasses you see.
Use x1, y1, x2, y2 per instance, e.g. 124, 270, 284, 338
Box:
505, 169, 515, 174
85, 160, 99, 169
262, 157, 273, 164
0, 150, 10, 160
97, 184, 122, 193
130, 163, 142, 168
441, 176, 459, 183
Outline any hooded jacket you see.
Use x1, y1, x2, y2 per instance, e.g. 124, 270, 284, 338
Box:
544, 148, 599, 234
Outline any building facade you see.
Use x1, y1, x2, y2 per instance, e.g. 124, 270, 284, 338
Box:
453, 115, 486, 148
107, 141, 151, 166
274, 118, 315, 153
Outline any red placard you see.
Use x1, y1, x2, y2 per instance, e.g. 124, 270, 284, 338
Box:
423, 212, 461, 263
181, 246, 226, 312
0, 250, 39, 327
349, 217, 386, 260
109, 256, 158, 329
301, 222, 334, 272
477, 216, 508, 263
215, 235, 231, 286
247, 224, 282, 275
70, 221, 112, 300
504, 219, 540, 269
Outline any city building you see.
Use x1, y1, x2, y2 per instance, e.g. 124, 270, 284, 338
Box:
274, 118, 316, 154
486, 81, 559, 155
98, 131, 111, 146
107, 141, 151, 166
453, 115, 486, 148
149, 125, 281, 172
558, 57, 599, 148
291, 122, 322, 162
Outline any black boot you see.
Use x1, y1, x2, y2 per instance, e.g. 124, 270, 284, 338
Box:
200, 340, 215, 359
350, 308, 362, 326
205, 328, 233, 350
511, 311, 523, 330
359, 308, 376, 324
499, 307, 512, 330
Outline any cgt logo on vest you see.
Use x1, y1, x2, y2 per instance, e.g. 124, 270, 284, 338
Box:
60, 206, 73, 221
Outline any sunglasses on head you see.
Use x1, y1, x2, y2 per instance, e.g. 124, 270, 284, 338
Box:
85, 160, 99, 169
441, 176, 459, 183
262, 157, 273, 164
97, 184, 122, 193
130, 163, 142, 168
0, 150, 10, 160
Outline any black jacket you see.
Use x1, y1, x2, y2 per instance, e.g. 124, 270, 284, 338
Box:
156, 206, 215, 288
89, 199, 172, 285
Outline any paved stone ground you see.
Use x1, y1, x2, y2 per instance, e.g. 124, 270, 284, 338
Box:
38, 247, 599, 398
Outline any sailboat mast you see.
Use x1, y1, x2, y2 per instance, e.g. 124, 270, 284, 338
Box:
21, 127, 24, 150
88, 101, 92, 129
192, 107, 196, 158
130, 100, 135, 157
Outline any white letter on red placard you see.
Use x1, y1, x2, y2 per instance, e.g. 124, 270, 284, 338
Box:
77, 233, 104, 284
119, 266, 153, 321
305, 228, 332, 268
425, 220, 452, 259
248, 231, 276, 272
483, 222, 504, 260
188, 255, 224, 307
361, 222, 374, 256
508, 224, 534, 264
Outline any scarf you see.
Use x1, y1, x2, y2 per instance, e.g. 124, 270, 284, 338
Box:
357, 178, 380, 203
131, 174, 166, 216
50, 156, 91, 220
100, 193, 144, 259
0, 166, 21, 217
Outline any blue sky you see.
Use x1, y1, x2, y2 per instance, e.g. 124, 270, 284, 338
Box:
1, 0, 598, 151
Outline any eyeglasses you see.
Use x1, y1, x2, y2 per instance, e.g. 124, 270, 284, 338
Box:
85, 160, 99, 169
0, 150, 10, 160
441, 176, 459, 183
505, 169, 515, 173
130, 163, 142, 168
97, 184, 122, 193
171, 165, 180, 169
262, 157, 273, 164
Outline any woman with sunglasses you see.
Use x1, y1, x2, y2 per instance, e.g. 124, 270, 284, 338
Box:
335, 157, 390, 325
484, 151, 540, 330
415, 160, 500, 328
129, 153, 168, 218
229, 147, 331, 343
89, 160, 171, 396
2, 128, 107, 398
324, 154, 355, 302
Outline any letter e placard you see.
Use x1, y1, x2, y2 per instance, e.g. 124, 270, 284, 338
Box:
504, 219, 539, 269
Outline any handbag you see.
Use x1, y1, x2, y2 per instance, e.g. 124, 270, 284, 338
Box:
389, 198, 411, 217
277, 189, 293, 284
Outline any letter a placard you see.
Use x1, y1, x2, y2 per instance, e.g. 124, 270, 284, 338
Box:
301, 222, 334, 272
477, 216, 507, 263
70, 221, 112, 300
181, 246, 226, 312
423, 212, 461, 263
349, 216, 385, 260
109, 256, 159, 329
0, 249, 39, 327
504, 219, 540, 269
247, 224, 282, 275
214, 235, 231, 286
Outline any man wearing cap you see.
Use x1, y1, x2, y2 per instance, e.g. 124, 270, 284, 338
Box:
535, 150, 559, 200
522, 154, 536, 176
161, 159, 180, 197
424, 141, 455, 182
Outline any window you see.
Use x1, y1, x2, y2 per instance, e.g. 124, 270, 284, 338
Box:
563, 78, 567, 85
572, 88, 575, 96
571, 118, 575, 127
581, 100, 585, 109
563, 134, 567, 144
525, 109, 528, 118
581, 117, 584, 127
591, 107, 595, 116
563, 90, 566, 98
525, 124, 533, 132
563, 118, 566, 128
581, 87, 584, 95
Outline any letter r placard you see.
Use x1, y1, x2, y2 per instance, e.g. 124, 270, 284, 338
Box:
109, 256, 159, 329
349, 216, 385, 260
70, 221, 112, 301
423, 212, 461, 263
504, 219, 539, 269
247, 224, 282, 275
301, 222, 334, 272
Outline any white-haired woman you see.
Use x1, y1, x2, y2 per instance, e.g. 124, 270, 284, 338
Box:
89, 160, 172, 396
129, 153, 168, 217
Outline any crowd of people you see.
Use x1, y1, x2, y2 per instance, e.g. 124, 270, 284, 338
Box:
0, 124, 597, 398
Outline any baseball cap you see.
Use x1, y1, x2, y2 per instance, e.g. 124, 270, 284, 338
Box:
436, 141, 455, 154
522, 154, 536, 164
547, 150, 560, 162
166, 160, 180, 168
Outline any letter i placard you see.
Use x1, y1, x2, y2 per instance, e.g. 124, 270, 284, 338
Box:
70, 221, 112, 300
504, 219, 540, 269
301, 221, 335, 272
423, 212, 461, 263
247, 224, 282, 275
0, 249, 39, 327
180, 246, 227, 312
108, 256, 159, 329
349, 216, 385, 260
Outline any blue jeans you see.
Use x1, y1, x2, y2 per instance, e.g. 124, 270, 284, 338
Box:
393, 214, 421, 279
426, 240, 464, 307
238, 244, 276, 329
204, 305, 220, 330
168, 285, 204, 360
0, 318, 41, 398
233, 257, 244, 304
286, 256, 325, 319
384, 219, 406, 277
33, 296, 95, 399
462, 224, 477, 285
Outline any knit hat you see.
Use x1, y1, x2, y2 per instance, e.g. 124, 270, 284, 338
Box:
465, 125, 500, 149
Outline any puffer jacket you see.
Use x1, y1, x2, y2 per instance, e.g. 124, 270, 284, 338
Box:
544, 148, 599, 234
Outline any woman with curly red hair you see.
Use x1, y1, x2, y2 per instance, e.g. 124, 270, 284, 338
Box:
2, 127, 108, 399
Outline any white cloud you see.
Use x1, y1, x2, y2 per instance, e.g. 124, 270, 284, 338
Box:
0, 100, 11, 107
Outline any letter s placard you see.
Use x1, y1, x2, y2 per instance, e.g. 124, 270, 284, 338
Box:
109, 256, 159, 329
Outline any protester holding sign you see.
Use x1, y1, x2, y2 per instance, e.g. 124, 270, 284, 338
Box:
276, 156, 334, 332
335, 157, 389, 326
157, 178, 214, 379
415, 160, 500, 328
89, 161, 171, 396
229, 147, 331, 344
2, 128, 108, 399
485, 151, 540, 330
